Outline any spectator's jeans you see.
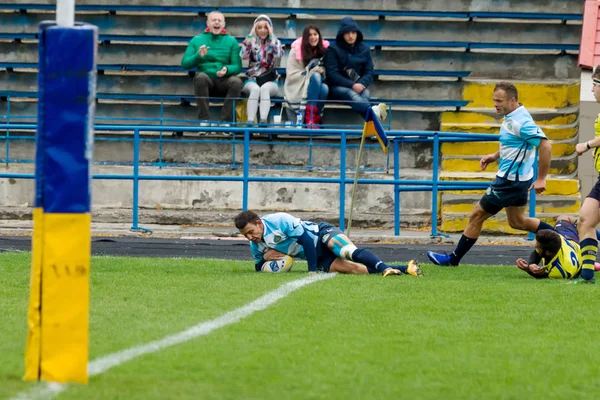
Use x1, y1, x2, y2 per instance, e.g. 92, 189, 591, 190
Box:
242, 80, 281, 123
329, 86, 371, 118
307, 73, 329, 114
193, 72, 243, 122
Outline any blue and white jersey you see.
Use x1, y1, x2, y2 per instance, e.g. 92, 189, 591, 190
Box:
249, 213, 319, 265
496, 105, 547, 182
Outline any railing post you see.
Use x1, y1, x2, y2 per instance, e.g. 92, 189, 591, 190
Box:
5, 96, 10, 166
242, 127, 250, 210
130, 128, 151, 234
431, 132, 448, 237
339, 131, 347, 231
159, 98, 164, 167
393, 138, 400, 236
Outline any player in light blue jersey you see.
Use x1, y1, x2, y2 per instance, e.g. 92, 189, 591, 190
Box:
427, 82, 553, 267
234, 210, 423, 276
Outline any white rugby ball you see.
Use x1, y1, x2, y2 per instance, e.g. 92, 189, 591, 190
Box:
261, 256, 294, 273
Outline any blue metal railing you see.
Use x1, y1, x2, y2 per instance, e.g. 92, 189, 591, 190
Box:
0, 123, 535, 237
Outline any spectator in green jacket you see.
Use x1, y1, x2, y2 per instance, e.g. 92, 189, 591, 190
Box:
181, 11, 243, 132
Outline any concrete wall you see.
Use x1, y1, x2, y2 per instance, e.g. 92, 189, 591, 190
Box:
0, 13, 583, 46
0, 164, 433, 227
0, 71, 465, 101
1, 43, 580, 81
0, 0, 584, 14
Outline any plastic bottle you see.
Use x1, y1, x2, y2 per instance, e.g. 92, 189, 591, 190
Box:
296, 110, 303, 128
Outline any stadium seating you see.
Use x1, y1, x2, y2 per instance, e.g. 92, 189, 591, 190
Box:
0, 0, 585, 232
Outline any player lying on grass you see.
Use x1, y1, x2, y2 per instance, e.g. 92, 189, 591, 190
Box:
234, 210, 423, 276
516, 216, 600, 279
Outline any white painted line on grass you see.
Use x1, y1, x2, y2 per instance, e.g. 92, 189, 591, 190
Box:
11, 273, 336, 400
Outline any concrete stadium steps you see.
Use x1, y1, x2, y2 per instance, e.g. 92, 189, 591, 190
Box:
440, 194, 580, 214
462, 81, 580, 109
0, 98, 444, 130
441, 141, 575, 158
439, 172, 580, 196
441, 155, 577, 176
0, 42, 581, 81
440, 110, 579, 140
439, 213, 570, 234
0, 0, 584, 14
0, 9, 582, 47
437, 172, 580, 233
0, 70, 465, 102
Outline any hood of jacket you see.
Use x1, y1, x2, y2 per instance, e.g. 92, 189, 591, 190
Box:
335, 17, 363, 47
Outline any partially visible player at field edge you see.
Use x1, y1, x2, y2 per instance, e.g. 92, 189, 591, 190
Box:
427, 82, 553, 267
234, 210, 422, 276
516, 216, 587, 279
572, 67, 600, 283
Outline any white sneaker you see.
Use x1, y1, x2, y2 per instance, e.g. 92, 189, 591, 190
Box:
199, 121, 212, 136
372, 103, 388, 123
218, 122, 232, 136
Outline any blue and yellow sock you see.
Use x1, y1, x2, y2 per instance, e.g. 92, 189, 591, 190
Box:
580, 238, 597, 281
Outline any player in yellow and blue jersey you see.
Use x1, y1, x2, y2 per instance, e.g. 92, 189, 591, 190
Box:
516, 216, 582, 279
516, 216, 600, 279
234, 210, 422, 277
572, 67, 600, 283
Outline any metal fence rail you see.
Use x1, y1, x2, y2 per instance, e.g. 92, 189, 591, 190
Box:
0, 123, 534, 237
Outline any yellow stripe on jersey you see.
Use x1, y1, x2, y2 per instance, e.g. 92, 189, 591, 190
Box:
545, 235, 581, 279
594, 113, 600, 174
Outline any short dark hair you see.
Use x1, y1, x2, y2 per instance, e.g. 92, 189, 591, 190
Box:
535, 229, 561, 259
493, 82, 518, 102
234, 210, 261, 230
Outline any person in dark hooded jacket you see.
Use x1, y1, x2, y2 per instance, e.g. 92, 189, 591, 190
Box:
323, 17, 387, 122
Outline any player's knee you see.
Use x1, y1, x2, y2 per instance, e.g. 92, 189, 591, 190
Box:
578, 212, 596, 229
508, 216, 526, 230
340, 244, 358, 260
469, 207, 488, 224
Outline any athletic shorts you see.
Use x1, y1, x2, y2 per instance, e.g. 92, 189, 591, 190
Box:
315, 222, 344, 272
553, 219, 579, 244
479, 176, 532, 215
586, 177, 600, 202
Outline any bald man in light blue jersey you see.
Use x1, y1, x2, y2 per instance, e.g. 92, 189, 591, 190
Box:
234, 210, 422, 276
427, 82, 553, 267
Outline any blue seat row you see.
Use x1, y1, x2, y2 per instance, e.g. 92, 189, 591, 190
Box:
0, 62, 472, 79
0, 90, 470, 109
0, 4, 583, 22
0, 32, 579, 52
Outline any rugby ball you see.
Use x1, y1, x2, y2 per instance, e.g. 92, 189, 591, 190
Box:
261, 256, 294, 273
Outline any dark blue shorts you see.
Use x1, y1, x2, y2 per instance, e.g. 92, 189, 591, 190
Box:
553, 219, 579, 243
315, 222, 343, 272
479, 176, 532, 215
586, 177, 600, 202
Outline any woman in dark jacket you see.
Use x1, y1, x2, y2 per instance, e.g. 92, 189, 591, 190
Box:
324, 17, 387, 122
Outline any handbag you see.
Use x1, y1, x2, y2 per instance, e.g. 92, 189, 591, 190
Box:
255, 67, 278, 86
345, 68, 361, 83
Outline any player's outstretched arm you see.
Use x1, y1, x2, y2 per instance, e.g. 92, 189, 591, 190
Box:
296, 231, 318, 273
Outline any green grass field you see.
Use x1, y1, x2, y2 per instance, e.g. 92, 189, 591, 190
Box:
2, 252, 600, 400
